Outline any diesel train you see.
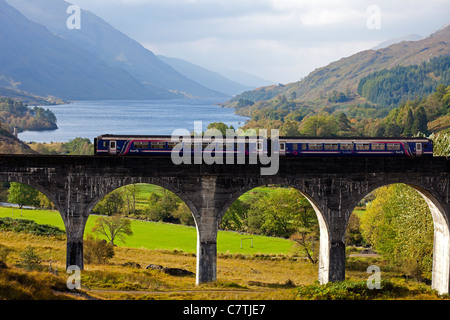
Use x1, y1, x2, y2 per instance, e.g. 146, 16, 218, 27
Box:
94, 135, 433, 158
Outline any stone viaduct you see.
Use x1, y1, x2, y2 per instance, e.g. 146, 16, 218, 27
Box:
0, 155, 449, 293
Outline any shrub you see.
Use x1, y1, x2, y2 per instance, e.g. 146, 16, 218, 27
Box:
16, 246, 42, 271
0, 217, 65, 237
295, 280, 409, 300
84, 234, 115, 264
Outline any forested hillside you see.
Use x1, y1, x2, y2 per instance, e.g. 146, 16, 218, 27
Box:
239, 84, 450, 137
223, 25, 450, 138
0, 98, 57, 133
0, 97, 57, 154
358, 55, 450, 107
226, 24, 450, 108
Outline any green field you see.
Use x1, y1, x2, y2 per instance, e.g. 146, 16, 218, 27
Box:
0, 207, 293, 255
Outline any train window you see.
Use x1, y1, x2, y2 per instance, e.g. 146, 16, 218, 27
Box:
302, 143, 308, 150
324, 143, 338, 150
387, 143, 401, 151
257, 142, 264, 151
202, 143, 210, 150
247, 143, 257, 151
102, 141, 108, 148
372, 143, 385, 151
167, 142, 178, 150
279, 143, 286, 151
340, 144, 353, 150
292, 143, 298, 151
151, 142, 166, 149
309, 143, 323, 151
134, 142, 149, 149
356, 144, 370, 151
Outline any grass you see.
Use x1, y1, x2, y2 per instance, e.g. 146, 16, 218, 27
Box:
0, 229, 446, 300
0, 204, 447, 300
0, 207, 293, 255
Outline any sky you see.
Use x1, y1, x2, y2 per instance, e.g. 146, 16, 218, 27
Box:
69, 0, 450, 84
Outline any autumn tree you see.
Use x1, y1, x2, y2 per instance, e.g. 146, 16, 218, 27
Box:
360, 184, 434, 280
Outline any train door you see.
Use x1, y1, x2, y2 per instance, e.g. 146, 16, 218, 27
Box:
279, 142, 286, 156
415, 142, 423, 157
109, 141, 117, 155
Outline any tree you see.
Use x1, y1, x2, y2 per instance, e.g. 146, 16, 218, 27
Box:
93, 190, 125, 216
402, 108, 414, 136
220, 199, 248, 231
345, 214, 364, 246
247, 188, 317, 238
173, 202, 195, 226
123, 184, 138, 215
38, 192, 54, 210
412, 106, 429, 135
360, 184, 434, 281
429, 133, 450, 156
92, 215, 133, 246
207, 122, 230, 136
17, 246, 41, 271
384, 121, 402, 137
337, 112, 351, 132
280, 120, 300, 136
146, 189, 181, 223
7, 182, 39, 208
64, 138, 94, 155
299, 114, 339, 137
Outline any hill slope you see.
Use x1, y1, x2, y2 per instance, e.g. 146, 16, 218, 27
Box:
0, 0, 170, 100
6, 0, 227, 99
229, 24, 450, 105
158, 55, 253, 96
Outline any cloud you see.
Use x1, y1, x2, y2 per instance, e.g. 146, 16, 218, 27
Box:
70, 0, 450, 83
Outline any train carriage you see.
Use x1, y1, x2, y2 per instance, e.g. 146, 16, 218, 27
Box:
280, 137, 433, 157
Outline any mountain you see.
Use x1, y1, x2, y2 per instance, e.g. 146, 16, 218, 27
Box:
214, 68, 275, 88
157, 55, 253, 96
6, 0, 227, 99
0, 0, 174, 100
228, 24, 450, 106
372, 34, 424, 50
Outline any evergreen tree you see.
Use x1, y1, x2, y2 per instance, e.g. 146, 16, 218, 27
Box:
402, 108, 414, 136
412, 106, 429, 135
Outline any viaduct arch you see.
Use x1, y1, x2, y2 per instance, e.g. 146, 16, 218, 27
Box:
0, 155, 449, 293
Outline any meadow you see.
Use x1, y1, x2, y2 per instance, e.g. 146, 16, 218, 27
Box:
0, 207, 293, 255
1, 206, 448, 300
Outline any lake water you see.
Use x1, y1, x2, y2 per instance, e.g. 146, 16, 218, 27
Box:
18, 99, 249, 143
